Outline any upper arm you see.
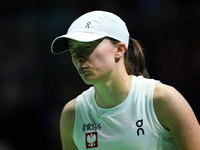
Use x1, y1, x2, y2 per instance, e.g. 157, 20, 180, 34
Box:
60, 98, 78, 150
153, 82, 200, 150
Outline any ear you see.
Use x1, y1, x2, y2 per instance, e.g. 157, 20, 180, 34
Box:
115, 42, 126, 59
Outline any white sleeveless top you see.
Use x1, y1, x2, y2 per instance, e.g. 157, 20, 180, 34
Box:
73, 75, 178, 150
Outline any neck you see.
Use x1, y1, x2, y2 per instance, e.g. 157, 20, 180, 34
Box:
94, 74, 132, 108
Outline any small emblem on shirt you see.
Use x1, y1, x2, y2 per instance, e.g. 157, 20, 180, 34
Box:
85, 132, 98, 149
136, 119, 145, 136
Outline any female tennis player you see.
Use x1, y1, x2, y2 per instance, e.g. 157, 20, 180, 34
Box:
51, 11, 200, 150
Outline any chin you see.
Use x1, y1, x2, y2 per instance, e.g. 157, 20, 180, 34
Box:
80, 74, 106, 85
81, 76, 96, 85
83, 80, 95, 85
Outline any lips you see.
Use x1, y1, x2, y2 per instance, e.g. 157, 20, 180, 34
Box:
79, 67, 89, 74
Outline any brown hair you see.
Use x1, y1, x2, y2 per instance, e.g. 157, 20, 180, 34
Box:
108, 37, 150, 78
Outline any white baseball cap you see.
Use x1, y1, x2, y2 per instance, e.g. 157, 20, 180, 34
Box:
51, 10, 130, 54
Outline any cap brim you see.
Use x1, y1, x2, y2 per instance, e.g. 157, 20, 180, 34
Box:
51, 32, 106, 54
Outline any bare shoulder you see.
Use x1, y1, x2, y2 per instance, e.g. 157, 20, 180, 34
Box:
153, 82, 200, 149
60, 98, 77, 131
153, 82, 197, 127
60, 98, 78, 150
153, 82, 181, 128
153, 82, 179, 102
61, 98, 76, 116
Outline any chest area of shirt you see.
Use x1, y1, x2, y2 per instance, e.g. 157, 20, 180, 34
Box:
82, 117, 147, 136
77, 118, 154, 150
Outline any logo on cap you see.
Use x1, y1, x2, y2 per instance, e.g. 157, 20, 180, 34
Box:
85, 22, 91, 29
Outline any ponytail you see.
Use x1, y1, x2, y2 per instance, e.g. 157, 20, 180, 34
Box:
124, 38, 149, 78
107, 37, 149, 78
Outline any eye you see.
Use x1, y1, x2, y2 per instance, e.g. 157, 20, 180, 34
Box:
69, 45, 76, 54
69, 47, 76, 54
85, 44, 93, 49
85, 41, 99, 49
70, 49, 76, 54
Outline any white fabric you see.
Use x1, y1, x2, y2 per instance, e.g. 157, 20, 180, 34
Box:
51, 11, 129, 54
73, 75, 178, 150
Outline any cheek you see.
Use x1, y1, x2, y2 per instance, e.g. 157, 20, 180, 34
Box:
89, 40, 116, 67
90, 51, 115, 71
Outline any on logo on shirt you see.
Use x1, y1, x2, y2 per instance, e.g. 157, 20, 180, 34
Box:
85, 132, 98, 149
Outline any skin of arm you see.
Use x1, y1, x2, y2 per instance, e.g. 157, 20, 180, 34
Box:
153, 82, 200, 150
60, 98, 78, 150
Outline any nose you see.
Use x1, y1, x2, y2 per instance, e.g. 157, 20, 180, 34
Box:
73, 51, 85, 64
78, 57, 84, 63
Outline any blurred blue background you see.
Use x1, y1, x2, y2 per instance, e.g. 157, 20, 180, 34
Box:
0, 0, 200, 149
